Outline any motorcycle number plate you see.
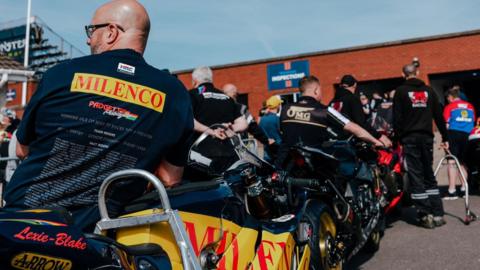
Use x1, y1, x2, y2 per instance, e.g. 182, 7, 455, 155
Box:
11, 252, 72, 270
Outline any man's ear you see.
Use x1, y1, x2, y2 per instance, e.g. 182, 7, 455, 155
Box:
106, 24, 120, 45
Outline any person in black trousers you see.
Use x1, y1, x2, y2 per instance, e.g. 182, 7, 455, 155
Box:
393, 64, 449, 228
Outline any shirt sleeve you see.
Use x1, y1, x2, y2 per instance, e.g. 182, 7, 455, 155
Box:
189, 90, 201, 118
165, 100, 195, 167
431, 90, 449, 142
443, 103, 451, 123
16, 79, 46, 145
392, 89, 403, 140
326, 106, 350, 130
230, 98, 243, 121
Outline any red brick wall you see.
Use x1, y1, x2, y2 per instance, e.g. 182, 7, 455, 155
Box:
176, 33, 480, 118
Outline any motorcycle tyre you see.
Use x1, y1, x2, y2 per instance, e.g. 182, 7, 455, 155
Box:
363, 213, 385, 253
304, 202, 342, 270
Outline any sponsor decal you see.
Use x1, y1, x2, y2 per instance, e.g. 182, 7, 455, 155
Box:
455, 110, 473, 122
271, 214, 295, 223
11, 253, 72, 270
89, 100, 138, 121
0, 219, 67, 227
14, 226, 87, 250
197, 85, 206, 94
249, 231, 294, 270
408, 91, 428, 108
202, 92, 229, 100
18, 209, 52, 213
117, 62, 135, 75
184, 221, 237, 256
286, 106, 314, 121
70, 73, 166, 113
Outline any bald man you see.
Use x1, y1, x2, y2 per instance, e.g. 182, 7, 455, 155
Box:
393, 64, 448, 228
222, 83, 273, 150
5, 0, 193, 231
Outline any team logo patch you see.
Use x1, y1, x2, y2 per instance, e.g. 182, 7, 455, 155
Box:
117, 62, 135, 75
71, 73, 166, 113
89, 101, 138, 121
11, 252, 72, 270
408, 91, 428, 108
456, 110, 473, 122
286, 106, 314, 121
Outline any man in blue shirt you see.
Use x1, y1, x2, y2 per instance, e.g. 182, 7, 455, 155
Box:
5, 0, 193, 231
259, 95, 282, 144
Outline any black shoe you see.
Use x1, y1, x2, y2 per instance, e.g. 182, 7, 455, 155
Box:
433, 216, 446, 227
443, 190, 458, 200
458, 189, 466, 198
419, 214, 435, 229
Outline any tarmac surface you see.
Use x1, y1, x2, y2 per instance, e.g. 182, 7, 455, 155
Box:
346, 132, 480, 270
346, 194, 480, 270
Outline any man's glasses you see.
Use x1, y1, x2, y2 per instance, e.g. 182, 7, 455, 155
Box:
84, 23, 125, 38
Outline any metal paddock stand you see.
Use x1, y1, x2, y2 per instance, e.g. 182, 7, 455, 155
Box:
94, 169, 202, 270
434, 151, 477, 225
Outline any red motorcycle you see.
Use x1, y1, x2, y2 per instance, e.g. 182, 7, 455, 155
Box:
376, 145, 407, 215
368, 107, 407, 215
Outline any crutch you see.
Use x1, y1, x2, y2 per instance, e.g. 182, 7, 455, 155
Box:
434, 149, 477, 225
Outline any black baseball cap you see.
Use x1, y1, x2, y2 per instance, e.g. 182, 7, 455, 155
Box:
340, 75, 357, 87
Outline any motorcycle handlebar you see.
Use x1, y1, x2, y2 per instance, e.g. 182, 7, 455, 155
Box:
375, 145, 392, 152
285, 177, 322, 189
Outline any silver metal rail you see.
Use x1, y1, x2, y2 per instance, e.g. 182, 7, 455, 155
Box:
434, 151, 477, 225
94, 169, 202, 270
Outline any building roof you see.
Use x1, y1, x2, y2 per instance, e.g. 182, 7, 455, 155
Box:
0, 54, 27, 70
174, 28, 480, 74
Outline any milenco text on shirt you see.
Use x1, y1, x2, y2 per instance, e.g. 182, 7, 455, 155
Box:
70, 73, 166, 112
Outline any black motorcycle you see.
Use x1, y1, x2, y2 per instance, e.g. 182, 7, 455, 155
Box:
276, 140, 386, 269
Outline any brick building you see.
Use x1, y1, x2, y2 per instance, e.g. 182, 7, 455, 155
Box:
0, 55, 34, 118
175, 29, 480, 118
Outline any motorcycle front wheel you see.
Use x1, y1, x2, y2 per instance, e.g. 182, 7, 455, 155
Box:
304, 202, 343, 270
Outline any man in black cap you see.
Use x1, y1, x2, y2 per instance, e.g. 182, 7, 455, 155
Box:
329, 75, 392, 147
393, 64, 449, 228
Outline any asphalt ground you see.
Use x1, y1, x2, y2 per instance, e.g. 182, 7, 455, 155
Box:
346, 132, 480, 270
346, 193, 480, 270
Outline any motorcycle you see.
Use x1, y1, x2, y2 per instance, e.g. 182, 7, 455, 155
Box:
0, 128, 349, 270
287, 139, 386, 260
376, 145, 408, 214
368, 111, 408, 215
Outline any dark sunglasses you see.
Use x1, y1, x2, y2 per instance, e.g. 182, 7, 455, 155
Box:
84, 23, 125, 38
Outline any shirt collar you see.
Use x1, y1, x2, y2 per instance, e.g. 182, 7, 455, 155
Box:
197, 83, 216, 94
100, 49, 146, 63
298, 96, 317, 104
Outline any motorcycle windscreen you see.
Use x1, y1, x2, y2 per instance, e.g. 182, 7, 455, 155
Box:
188, 135, 240, 176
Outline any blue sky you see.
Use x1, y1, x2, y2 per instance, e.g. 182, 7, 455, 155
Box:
0, 0, 479, 71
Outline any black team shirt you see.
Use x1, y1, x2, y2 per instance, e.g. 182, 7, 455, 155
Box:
6, 49, 194, 209
393, 78, 448, 142
189, 83, 242, 127
281, 96, 350, 148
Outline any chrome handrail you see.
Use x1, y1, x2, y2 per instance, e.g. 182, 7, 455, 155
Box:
94, 169, 201, 270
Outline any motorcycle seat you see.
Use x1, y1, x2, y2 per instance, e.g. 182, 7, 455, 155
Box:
84, 233, 166, 256
122, 180, 221, 213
